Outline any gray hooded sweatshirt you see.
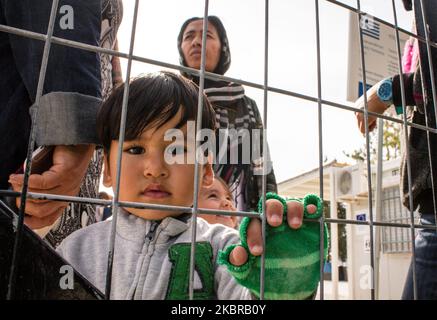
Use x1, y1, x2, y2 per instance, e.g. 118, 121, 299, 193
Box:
57, 208, 251, 300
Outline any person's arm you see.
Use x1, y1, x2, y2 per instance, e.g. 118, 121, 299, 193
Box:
4, 0, 102, 144
354, 73, 415, 135
111, 39, 123, 88
392, 73, 416, 109
5, 0, 102, 228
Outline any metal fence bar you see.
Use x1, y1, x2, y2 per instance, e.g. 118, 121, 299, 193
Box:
257, 0, 270, 300
104, 0, 140, 300
188, 0, 210, 300
356, 0, 376, 300
419, 0, 437, 125
2, 23, 437, 136
5, 181, 437, 229
2, 26, 436, 136
393, 190, 400, 252
383, 189, 390, 252
4, 176, 437, 231
0, 0, 435, 301
6, 0, 60, 300
321, 217, 437, 231
314, 0, 325, 300
0, 189, 260, 218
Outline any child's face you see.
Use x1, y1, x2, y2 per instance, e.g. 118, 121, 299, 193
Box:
103, 109, 213, 220
198, 179, 237, 228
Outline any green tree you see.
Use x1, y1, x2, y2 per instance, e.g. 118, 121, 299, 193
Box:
343, 120, 401, 163
324, 201, 347, 262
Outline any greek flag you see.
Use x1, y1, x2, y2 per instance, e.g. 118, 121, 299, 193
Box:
360, 16, 380, 40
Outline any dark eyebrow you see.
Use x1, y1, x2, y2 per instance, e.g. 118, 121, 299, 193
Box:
184, 29, 215, 37
205, 188, 219, 194
184, 30, 195, 36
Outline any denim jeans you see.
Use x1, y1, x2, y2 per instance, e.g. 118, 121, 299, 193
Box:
0, 0, 101, 190
402, 213, 437, 300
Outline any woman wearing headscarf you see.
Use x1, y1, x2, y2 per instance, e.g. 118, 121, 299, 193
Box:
177, 16, 277, 212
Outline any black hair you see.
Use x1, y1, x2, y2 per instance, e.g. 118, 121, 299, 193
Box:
97, 71, 216, 152
177, 15, 231, 77
213, 176, 234, 202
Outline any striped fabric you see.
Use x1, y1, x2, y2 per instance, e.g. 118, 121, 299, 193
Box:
177, 16, 278, 212
201, 80, 277, 212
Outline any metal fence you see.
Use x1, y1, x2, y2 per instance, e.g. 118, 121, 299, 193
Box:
381, 186, 418, 254
0, 0, 436, 300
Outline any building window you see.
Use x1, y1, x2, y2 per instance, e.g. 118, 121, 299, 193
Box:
381, 186, 418, 253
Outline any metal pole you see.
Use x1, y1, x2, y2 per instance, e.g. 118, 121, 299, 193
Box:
105, 0, 140, 300
189, 0, 210, 300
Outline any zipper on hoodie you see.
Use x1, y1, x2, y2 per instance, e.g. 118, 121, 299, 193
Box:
145, 221, 159, 242
131, 221, 160, 299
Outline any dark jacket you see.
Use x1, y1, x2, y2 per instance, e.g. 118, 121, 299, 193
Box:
393, 0, 437, 212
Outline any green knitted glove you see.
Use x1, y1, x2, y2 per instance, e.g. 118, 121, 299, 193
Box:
218, 192, 329, 300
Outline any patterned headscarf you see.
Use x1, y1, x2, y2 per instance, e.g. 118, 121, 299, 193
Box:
177, 16, 277, 211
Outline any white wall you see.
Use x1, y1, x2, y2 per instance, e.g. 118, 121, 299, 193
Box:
346, 199, 411, 299
347, 200, 372, 299
378, 253, 411, 299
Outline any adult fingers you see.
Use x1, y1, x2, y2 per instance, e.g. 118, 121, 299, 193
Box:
368, 115, 377, 131
9, 171, 62, 191
12, 185, 67, 219
21, 200, 67, 219
24, 210, 62, 230
356, 113, 365, 134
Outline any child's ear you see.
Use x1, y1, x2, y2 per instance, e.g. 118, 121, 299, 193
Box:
102, 154, 113, 188
202, 163, 214, 188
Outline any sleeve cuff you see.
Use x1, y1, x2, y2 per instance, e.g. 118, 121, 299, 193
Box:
31, 92, 101, 146
392, 73, 415, 108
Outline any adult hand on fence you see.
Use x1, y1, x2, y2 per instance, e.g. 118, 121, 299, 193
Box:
354, 82, 389, 135
8, 144, 95, 229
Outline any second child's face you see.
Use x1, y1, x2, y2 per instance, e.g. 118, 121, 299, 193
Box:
103, 109, 213, 220
198, 179, 237, 228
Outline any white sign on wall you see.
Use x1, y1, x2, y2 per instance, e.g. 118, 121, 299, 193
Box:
363, 235, 371, 253
346, 12, 409, 102
355, 212, 367, 235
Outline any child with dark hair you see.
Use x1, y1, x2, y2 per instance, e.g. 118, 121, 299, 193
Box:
57, 71, 327, 300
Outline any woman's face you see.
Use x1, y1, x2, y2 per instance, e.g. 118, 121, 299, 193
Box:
181, 19, 221, 72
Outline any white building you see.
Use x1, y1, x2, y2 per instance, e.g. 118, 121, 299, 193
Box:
278, 158, 417, 300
